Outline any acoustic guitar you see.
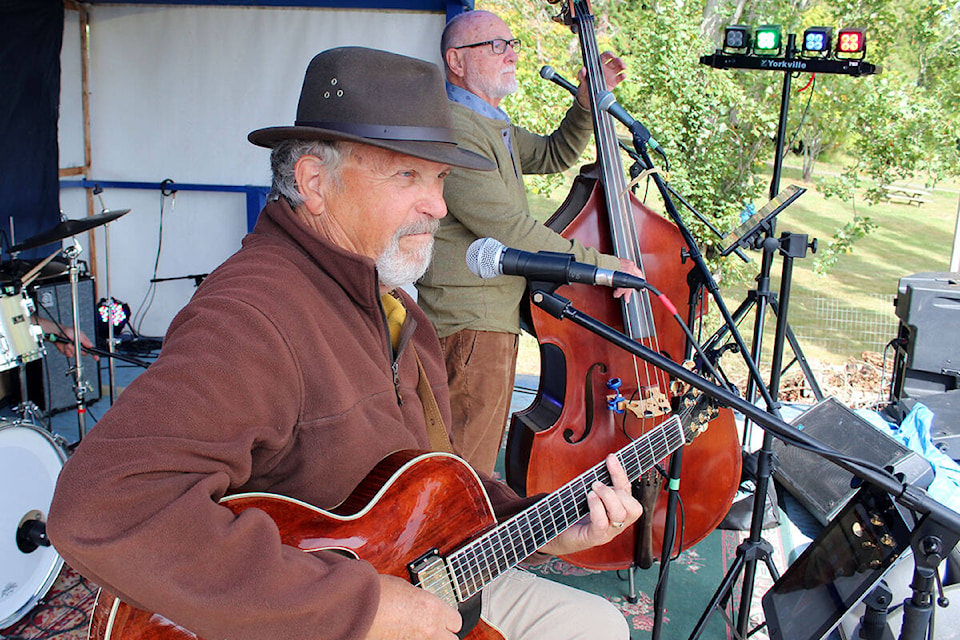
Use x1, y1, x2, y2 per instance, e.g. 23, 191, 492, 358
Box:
87, 395, 714, 640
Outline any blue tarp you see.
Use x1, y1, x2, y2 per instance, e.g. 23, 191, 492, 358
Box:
860, 403, 960, 515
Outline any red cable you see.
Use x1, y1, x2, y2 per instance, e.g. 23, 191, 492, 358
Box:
797, 73, 815, 92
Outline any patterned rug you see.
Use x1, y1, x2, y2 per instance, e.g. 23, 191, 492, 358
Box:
1, 566, 97, 640
523, 527, 785, 640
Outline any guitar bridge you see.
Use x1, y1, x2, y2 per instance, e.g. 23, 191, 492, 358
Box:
408, 549, 459, 609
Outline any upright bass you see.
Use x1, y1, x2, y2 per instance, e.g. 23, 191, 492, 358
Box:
505, 0, 741, 571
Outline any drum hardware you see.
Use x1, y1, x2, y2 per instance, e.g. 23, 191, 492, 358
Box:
6, 208, 131, 437
100, 206, 119, 405
0, 421, 68, 628
17, 510, 51, 554
62, 241, 91, 439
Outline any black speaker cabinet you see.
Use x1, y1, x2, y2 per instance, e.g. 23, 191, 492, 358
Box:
26, 277, 102, 414
892, 272, 960, 399
772, 397, 933, 525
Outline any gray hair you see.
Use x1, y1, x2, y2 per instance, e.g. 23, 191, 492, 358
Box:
268, 139, 352, 207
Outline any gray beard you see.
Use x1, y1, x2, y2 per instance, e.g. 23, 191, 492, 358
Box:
376, 220, 439, 289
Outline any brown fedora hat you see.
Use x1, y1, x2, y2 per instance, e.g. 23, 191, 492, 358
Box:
248, 47, 493, 171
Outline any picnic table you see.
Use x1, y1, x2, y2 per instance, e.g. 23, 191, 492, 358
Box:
882, 184, 932, 205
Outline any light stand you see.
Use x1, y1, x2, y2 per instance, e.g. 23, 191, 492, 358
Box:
705, 33, 824, 418
687, 30, 879, 637
619, 127, 787, 640
698, 28, 881, 408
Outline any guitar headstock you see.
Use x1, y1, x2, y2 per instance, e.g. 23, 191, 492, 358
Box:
675, 388, 720, 445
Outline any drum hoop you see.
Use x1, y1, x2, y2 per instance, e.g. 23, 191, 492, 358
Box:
0, 421, 68, 628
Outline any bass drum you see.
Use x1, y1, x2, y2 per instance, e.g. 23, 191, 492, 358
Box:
0, 421, 67, 628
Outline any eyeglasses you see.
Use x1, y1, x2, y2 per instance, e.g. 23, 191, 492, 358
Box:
452, 38, 521, 55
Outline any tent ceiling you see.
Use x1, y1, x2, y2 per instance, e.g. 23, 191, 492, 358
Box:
80, 0, 473, 11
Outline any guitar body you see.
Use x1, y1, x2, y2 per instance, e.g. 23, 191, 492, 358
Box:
87, 451, 504, 640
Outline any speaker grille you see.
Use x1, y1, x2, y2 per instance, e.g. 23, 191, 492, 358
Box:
773, 397, 932, 524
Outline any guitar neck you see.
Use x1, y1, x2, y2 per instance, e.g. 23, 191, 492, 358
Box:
447, 414, 685, 601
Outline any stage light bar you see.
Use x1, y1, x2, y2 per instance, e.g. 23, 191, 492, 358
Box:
705, 23, 876, 75
837, 27, 866, 59
801, 26, 833, 58
723, 25, 751, 53
754, 25, 783, 56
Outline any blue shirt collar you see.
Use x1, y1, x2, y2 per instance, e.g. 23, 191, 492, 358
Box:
446, 82, 511, 123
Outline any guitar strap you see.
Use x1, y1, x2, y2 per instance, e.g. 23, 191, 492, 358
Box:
412, 345, 454, 454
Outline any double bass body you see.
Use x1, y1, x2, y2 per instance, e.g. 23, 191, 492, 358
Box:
505, 170, 742, 570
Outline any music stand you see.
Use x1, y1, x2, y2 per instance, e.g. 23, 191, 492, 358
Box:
720, 185, 806, 257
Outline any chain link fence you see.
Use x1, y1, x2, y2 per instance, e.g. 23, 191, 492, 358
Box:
791, 293, 900, 359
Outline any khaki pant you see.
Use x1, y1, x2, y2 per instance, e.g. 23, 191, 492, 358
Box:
483, 568, 630, 639
440, 330, 518, 476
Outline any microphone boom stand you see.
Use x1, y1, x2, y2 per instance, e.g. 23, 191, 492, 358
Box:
624, 119, 788, 640
527, 286, 960, 640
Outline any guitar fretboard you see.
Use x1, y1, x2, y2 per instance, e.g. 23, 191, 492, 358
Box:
446, 414, 685, 600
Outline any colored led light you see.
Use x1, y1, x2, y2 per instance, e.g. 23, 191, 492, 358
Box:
723, 25, 751, 52
837, 28, 866, 55
802, 27, 832, 53
754, 25, 783, 55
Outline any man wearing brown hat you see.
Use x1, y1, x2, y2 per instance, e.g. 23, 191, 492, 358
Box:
48, 47, 639, 640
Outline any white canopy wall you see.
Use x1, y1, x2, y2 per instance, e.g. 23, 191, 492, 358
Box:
58, 4, 448, 337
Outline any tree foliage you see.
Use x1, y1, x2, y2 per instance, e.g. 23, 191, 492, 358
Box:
477, 0, 959, 279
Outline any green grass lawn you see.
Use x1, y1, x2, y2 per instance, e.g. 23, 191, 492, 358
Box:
518, 163, 959, 373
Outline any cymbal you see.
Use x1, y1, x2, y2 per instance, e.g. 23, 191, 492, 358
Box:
9, 209, 131, 253
0, 257, 68, 283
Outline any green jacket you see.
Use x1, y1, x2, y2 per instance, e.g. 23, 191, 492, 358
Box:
417, 100, 620, 337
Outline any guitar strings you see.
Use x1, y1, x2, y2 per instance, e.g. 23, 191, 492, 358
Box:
578, 13, 672, 422
436, 416, 685, 600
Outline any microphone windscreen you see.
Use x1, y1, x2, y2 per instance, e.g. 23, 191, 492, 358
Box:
539, 65, 555, 80
465, 237, 505, 279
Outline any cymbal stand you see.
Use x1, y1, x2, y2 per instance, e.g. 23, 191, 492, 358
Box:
93, 187, 118, 404
103, 228, 117, 404
63, 240, 91, 438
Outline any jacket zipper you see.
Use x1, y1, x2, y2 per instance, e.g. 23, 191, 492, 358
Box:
390, 357, 402, 405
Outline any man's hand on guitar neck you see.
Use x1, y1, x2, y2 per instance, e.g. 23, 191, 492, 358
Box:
365, 574, 462, 639
538, 454, 643, 557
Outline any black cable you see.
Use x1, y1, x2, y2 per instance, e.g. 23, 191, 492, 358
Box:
133, 187, 174, 334
42, 333, 151, 368
782, 73, 816, 163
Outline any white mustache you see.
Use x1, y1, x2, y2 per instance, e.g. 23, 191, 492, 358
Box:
397, 219, 441, 238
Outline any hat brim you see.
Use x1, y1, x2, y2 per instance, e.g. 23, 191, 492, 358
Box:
248, 126, 494, 172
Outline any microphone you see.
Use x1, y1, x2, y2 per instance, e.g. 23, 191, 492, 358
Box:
596, 91, 662, 153
540, 68, 664, 155
466, 237, 646, 290
539, 65, 578, 96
